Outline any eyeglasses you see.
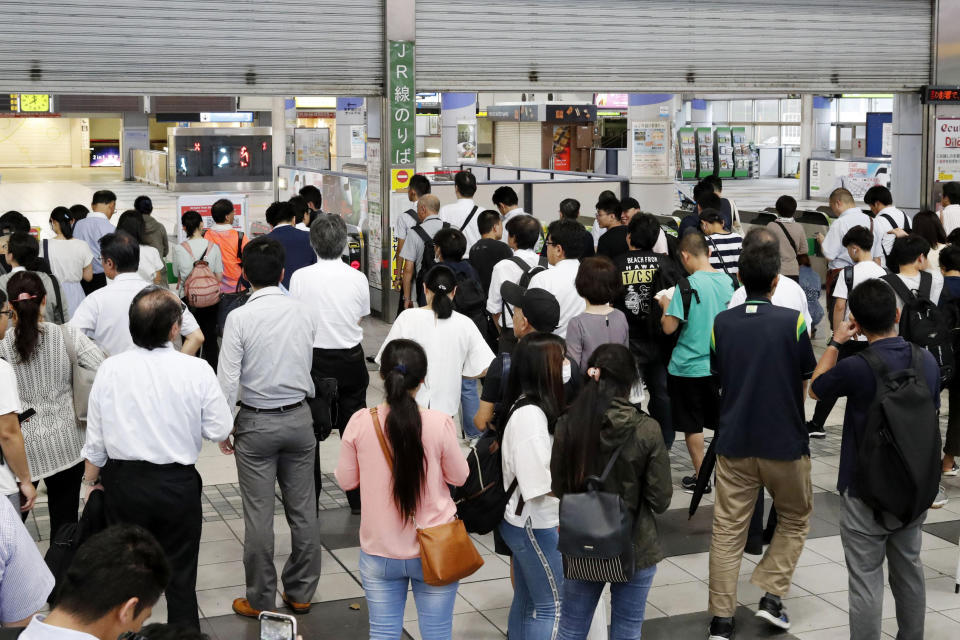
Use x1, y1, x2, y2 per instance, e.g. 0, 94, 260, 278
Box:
0, 310, 12, 319
545, 241, 557, 247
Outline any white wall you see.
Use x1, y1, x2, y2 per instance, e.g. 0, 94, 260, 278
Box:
0, 118, 72, 167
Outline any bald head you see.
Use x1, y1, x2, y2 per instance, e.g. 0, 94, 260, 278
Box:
418, 194, 441, 220
829, 188, 855, 210
129, 287, 183, 350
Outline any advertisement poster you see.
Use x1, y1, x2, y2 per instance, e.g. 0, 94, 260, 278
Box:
935, 117, 960, 182
293, 128, 330, 170
176, 194, 247, 242
808, 159, 891, 201
631, 121, 669, 178
881, 122, 893, 157
552, 126, 572, 171
457, 122, 477, 160
277, 168, 367, 233
350, 125, 366, 159
366, 141, 383, 290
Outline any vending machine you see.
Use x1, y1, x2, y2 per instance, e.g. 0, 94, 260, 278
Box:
696, 127, 714, 178
678, 127, 697, 180
731, 126, 750, 178
714, 127, 733, 178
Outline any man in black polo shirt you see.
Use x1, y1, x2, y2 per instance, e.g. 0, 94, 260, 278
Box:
810, 279, 940, 640
706, 240, 816, 640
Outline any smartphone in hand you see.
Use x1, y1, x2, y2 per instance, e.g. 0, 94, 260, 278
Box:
259, 611, 297, 640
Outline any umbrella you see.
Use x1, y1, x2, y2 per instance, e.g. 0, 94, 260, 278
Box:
688, 437, 717, 519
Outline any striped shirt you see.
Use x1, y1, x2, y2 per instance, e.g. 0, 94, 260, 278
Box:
705, 232, 743, 275
0, 498, 54, 623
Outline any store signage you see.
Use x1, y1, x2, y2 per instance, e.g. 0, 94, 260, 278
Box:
485, 104, 539, 122
296, 111, 335, 119
924, 87, 960, 104
545, 104, 596, 124
594, 93, 628, 109
294, 97, 337, 109
935, 117, 960, 182
389, 41, 415, 173
200, 112, 253, 123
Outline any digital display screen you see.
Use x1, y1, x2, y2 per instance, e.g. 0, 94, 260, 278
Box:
925, 87, 960, 103
90, 144, 121, 167
174, 135, 271, 182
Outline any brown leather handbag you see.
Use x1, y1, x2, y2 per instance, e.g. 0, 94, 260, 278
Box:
370, 407, 484, 586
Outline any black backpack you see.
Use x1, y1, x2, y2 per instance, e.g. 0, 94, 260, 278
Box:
499, 256, 546, 329
451, 268, 490, 342
855, 346, 941, 527
882, 272, 955, 385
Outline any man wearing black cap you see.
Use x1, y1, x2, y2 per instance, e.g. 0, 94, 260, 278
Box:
134, 195, 169, 260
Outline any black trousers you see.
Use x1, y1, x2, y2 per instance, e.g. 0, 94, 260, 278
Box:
25, 462, 84, 538
312, 345, 369, 511
80, 272, 107, 296
810, 340, 869, 427
185, 300, 220, 371
637, 357, 673, 448
102, 460, 202, 629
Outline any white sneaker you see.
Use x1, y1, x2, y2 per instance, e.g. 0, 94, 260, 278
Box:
932, 484, 949, 509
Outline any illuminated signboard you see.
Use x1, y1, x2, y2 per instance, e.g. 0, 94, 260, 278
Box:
594, 93, 628, 109
200, 112, 254, 123
924, 86, 960, 104
19, 94, 50, 112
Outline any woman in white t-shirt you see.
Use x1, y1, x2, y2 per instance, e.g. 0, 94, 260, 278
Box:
498, 332, 568, 640
43, 207, 93, 320
912, 210, 948, 273
376, 265, 494, 420
116, 210, 166, 284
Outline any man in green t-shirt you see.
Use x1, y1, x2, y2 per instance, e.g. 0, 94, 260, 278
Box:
659, 232, 734, 493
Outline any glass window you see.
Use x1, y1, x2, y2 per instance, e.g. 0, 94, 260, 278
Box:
781, 125, 801, 146
740, 125, 755, 145
871, 97, 893, 113
755, 100, 780, 122
711, 101, 729, 123
757, 125, 780, 146
730, 100, 753, 122
838, 98, 867, 122
781, 99, 801, 123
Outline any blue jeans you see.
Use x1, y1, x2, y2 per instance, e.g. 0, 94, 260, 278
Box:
461, 377, 481, 439
358, 550, 459, 640
499, 520, 563, 640
557, 565, 657, 640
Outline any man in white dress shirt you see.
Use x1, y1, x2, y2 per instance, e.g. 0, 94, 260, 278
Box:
528, 218, 587, 339
492, 186, 528, 242
439, 170, 482, 251
940, 181, 960, 235
291, 214, 371, 514
217, 237, 321, 619
864, 185, 908, 268
487, 215, 545, 353
81, 287, 233, 629
70, 233, 204, 357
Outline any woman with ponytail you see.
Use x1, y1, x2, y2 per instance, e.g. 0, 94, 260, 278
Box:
44, 206, 94, 318
551, 344, 672, 640
0, 272, 105, 536
336, 339, 469, 640
377, 264, 494, 424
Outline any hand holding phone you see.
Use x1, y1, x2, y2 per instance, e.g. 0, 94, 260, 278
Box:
259, 611, 297, 640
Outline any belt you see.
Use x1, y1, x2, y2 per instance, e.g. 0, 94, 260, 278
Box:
238, 400, 304, 414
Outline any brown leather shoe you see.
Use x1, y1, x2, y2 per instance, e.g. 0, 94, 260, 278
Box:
232, 598, 262, 618
282, 592, 311, 614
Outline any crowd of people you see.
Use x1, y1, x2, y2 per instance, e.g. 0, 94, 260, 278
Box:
0, 172, 954, 640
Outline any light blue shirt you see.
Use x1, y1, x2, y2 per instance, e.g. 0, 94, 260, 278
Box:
0, 498, 54, 624
71, 212, 115, 274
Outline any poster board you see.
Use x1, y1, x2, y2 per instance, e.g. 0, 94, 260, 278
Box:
176, 194, 249, 242
808, 159, 891, 201
935, 117, 960, 183
630, 120, 669, 179
457, 122, 477, 161
294, 128, 331, 170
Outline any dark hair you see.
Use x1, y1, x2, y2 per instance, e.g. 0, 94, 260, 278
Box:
848, 278, 897, 334
863, 185, 893, 207
0, 211, 29, 236
741, 227, 778, 253
288, 195, 308, 224
477, 209, 501, 236
7, 232, 39, 268
210, 199, 234, 224
797, 253, 812, 268
181, 211, 203, 238
698, 208, 724, 226
940, 244, 960, 272
492, 186, 519, 208
299, 185, 323, 209
408, 174, 431, 197
242, 237, 285, 287
133, 195, 154, 215
596, 195, 621, 217
555, 344, 637, 492
702, 174, 723, 193
501, 333, 566, 434
775, 195, 797, 218
738, 243, 781, 299
944, 182, 960, 206
546, 219, 586, 259
0, 288, 5, 306
53, 524, 169, 623
91, 190, 116, 207
116, 210, 145, 244
129, 287, 182, 350
889, 235, 931, 268
378, 339, 428, 521
948, 228, 960, 246
911, 210, 947, 247
559, 198, 580, 220
265, 201, 295, 227
138, 624, 210, 640
69, 204, 89, 222
696, 191, 722, 212
506, 215, 541, 250
50, 207, 74, 239
679, 230, 709, 257
575, 256, 621, 304
620, 197, 640, 212
692, 180, 715, 203
7, 271, 45, 363
424, 265, 456, 320
841, 225, 875, 252
101, 232, 140, 273
627, 213, 661, 251
433, 227, 467, 262
454, 170, 477, 197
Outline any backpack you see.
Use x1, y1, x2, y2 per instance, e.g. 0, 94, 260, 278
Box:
879, 212, 910, 260
500, 256, 546, 329
854, 345, 941, 527
181, 241, 221, 308
452, 268, 490, 341
45, 489, 107, 606
881, 272, 955, 385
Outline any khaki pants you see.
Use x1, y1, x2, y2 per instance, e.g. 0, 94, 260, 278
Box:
708, 455, 813, 617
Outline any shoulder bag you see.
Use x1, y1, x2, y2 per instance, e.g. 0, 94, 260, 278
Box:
58, 325, 94, 429
370, 407, 484, 586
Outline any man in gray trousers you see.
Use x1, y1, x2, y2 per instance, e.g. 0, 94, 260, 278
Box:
217, 236, 321, 618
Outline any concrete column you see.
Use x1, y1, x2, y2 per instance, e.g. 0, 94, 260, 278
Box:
799, 94, 814, 200
440, 93, 477, 167
627, 93, 680, 215
891, 93, 923, 216
120, 112, 149, 180
336, 97, 366, 170
271, 97, 287, 180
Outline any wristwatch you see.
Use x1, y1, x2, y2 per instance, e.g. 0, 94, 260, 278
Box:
81, 476, 99, 487
827, 338, 844, 350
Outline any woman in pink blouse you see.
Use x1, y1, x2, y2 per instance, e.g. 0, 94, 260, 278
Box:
336, 338, 469, 640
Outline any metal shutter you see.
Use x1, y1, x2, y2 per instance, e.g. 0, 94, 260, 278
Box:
417, 0, 932, 92
0, 0, 383, 95
494, 122, 542, 166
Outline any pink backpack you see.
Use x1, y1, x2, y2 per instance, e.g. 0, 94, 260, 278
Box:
182, 241, 221, 308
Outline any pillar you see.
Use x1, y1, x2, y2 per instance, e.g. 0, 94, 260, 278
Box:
440, 93, 477, 167
271, 97, 288, 180
120, 112, 149, 180
799, 96, 833, 200
627, 94, 680, 216
890, 93, 923, 216
336, 97, 366, 170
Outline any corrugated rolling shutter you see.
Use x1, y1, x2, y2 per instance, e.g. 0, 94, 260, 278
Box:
0, 118, 71, 167
494, 122, 542, 166
0, 0, 383, 95
417, 0, 932, 92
